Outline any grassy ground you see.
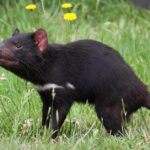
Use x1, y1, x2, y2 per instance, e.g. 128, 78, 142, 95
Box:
0, 0, 150, 149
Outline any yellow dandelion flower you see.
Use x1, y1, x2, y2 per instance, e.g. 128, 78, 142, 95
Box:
64, 13, 77, 21
25, 4, 37, 11
61, 3, 72, 9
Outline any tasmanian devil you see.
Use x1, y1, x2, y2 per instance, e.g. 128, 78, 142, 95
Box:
0, 28, 149, 139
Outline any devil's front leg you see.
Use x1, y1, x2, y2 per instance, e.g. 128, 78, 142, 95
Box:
38, 89, 74, 139
50, 90, 73, 139
38, 90, 52, 128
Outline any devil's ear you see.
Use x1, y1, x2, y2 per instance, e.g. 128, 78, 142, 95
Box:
34, 28, 48, 53
12, 28, 20, 36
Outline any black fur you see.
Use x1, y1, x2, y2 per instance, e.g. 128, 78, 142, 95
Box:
0, 28, 149, 138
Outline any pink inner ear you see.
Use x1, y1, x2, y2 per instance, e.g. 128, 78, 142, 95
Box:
34, 29, 48, 53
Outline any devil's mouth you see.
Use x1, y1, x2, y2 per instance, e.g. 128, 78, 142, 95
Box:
0, 58, 19, 66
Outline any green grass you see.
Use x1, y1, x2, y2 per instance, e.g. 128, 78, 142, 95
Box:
0, 0, 150, 149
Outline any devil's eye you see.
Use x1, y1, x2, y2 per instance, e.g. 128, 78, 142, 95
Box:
15, 42, 22, 48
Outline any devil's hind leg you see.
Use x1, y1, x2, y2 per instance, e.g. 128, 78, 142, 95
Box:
95, 100, 125, 135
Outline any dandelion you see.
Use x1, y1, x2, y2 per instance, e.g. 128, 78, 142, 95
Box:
61, 3, 72, 9
25, 4, 37, 11
64, 13, 77, 21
